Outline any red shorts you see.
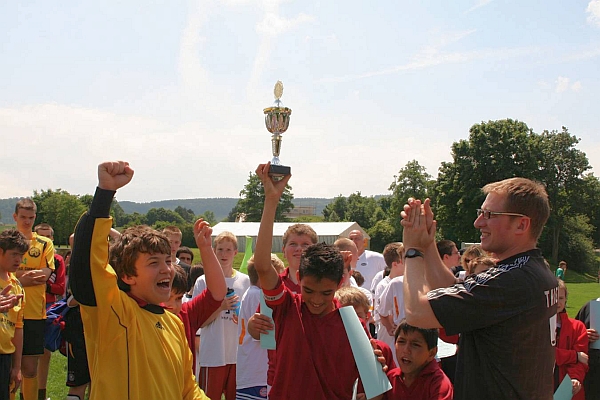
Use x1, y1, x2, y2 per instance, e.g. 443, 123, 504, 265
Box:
199, 364, 236, 400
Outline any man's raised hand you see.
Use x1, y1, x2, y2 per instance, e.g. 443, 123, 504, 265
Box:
255, 162, 291, 201
400, 198, 436, 250
98, 161, 134, 191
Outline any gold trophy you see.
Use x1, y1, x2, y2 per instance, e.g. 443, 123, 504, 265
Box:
264, 81, 292, 179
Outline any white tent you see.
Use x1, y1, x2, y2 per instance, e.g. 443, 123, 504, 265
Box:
211, 222, 369, 253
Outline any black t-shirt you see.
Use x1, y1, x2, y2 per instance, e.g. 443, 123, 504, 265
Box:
428, 249, 558, 400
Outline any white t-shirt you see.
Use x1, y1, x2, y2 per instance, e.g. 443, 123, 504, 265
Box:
370, 270, 385, 296
357, 250, 387, 292
373, 276, 391, 343
193, 270, 250, 367
236, 285, 267, 389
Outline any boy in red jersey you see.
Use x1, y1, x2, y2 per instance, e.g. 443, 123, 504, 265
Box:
162, 219, 227, 375
374, 319, 452, 400
253, 163, 363, 400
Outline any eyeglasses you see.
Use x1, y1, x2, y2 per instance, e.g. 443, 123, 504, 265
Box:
476, 209, 527, 219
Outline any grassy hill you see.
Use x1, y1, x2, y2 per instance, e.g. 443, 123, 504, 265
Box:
1, 197, 334, 224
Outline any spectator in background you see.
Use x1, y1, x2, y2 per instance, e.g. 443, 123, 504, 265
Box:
556, 261, 566, 280
33, 223, 66, 400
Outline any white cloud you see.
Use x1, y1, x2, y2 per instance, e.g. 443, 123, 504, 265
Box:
256, 12, 315, 36
465, 0, 493, 14
319, 46, 538, 83
587, 0, 600, 27
555, 76, 582, 93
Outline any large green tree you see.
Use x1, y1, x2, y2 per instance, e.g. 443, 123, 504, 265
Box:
435, 119, 538, 243
435, 120, 595, 270
228, 172, 294, 222
388, 160, 434, 238
32, 189, 87, 245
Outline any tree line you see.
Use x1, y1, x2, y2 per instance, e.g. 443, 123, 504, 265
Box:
21, 119, 600, 273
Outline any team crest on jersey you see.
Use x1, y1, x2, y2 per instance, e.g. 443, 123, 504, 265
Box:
28, 247, 41, 258
155, 321, 165, 330
260, 387, 268, 397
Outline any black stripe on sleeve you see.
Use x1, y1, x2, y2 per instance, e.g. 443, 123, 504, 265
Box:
70, 187, 115, 307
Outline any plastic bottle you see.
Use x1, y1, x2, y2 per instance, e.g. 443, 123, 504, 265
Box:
226, 288, 240, 317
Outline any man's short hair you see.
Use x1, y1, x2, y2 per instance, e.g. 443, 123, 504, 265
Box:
383, 242, 405, 267
282, 224, 318, 246
333, 238, 357, 253
436, 240, 456, 258
34, 223, 54, 236
15, 198, 37, 214
110, 225, 171, 292
482, 177, 550, 240
334, 286, 370, 312
299, 243, 344, 284
0, 229, 29, 253
171, 265, 188, 295
162, 226, 182, 239
213, 231, 237, 248
176, 246, 194, 262
394, 318, 438, 350
558, 261, 567, 267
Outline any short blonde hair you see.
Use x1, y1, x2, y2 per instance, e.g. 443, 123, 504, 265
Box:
247, 254, 285, 285
334, 286, 370, 313
213, 231, 238, 248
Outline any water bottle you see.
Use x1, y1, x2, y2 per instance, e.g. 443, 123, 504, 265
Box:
226, 288, 240, 317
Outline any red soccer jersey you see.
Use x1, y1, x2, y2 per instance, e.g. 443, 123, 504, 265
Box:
383, 359, 453, 400
263, 278, 359, 400
178, 289, 221, 373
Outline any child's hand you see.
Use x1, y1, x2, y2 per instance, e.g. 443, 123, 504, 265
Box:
370, 338, 388, 372
194, 219, 213, 249
0, 286, 22, 313
572, 379, 582, 395
98, 161, 134, 191
10, 367, 21, 393
577, 351, 589, 365
221, 294, 239, 312
339, 251, 353, 269
255, 162, 291, 201
17, 270, 48, 287
248, 313, 274, 337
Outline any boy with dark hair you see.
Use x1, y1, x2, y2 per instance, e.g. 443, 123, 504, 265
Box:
253, 163, 361, 400
70, 161, 207, 399
375, 319, 452, 400
0, 229, 28, 400
177, 246, 194, 266
13, 199, 54, 400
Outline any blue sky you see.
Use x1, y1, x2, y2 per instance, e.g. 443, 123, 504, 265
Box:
1, 0, 599, 202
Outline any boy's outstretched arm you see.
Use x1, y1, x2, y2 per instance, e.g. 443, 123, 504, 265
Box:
71, 161, 134, 306
194, 219, 226, 302
254, 163, 291, 291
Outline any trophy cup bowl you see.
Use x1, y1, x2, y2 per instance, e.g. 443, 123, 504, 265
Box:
263, 81, 292, 180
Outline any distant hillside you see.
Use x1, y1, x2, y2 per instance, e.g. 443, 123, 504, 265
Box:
0, 196, 334, 224
119, 197, 333, 222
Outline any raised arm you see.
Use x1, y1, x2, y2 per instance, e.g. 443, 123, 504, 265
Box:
70, 161, 134, 306
194, 219, 226, 302
401, 198, 443, 328
254, 163, 291, 291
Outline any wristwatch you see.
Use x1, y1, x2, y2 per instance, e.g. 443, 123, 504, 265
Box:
405, 248, 424, 258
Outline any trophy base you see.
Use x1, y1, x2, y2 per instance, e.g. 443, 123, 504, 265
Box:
269, 164, 291, 181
